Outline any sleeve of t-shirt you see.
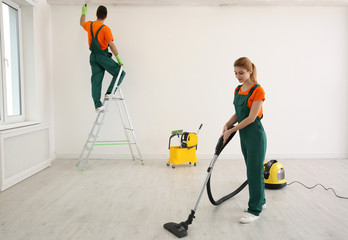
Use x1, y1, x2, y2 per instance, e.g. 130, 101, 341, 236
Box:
82, 21, 91, 32
251, 86, 265, 102
104, 26, 114, 43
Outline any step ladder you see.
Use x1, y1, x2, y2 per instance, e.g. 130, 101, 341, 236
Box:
76, 66, 143, 171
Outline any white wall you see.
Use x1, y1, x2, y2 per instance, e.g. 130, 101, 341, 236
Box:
51, 6, 348, 159
0, 0, 55, 191
32, 0, 55, 159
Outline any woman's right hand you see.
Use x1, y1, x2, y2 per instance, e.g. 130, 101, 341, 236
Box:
221, 124, 228, 136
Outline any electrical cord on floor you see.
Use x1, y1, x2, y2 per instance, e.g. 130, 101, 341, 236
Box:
287, 181, 348, 200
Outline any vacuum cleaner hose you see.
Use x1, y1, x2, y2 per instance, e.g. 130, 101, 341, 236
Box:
207, 131, 248, 206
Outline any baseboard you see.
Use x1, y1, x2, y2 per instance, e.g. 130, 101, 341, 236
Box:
1, 158, 52, 191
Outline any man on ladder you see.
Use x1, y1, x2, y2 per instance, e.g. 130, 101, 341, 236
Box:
80, 4, 125, 112
78, 4, 143, 170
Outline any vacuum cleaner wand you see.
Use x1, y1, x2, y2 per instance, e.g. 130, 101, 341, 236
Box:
164, 127, 247, 238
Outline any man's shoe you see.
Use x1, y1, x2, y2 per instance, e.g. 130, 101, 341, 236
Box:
95, 106, 105, 113
104, 94, 113, 100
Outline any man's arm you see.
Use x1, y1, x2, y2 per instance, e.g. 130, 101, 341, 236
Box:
80, 4, 87, 27
80, 15, 85, 27
109, 41, 123, 65
108, 41, 119, 56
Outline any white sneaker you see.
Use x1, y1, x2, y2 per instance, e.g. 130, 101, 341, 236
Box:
104, 94, 114, 99
239, 212, 259, 224
95, 106, 105, 113
244, 204, 267, 213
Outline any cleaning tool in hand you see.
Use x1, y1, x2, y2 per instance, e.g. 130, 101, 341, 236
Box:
82, 4, 87, 16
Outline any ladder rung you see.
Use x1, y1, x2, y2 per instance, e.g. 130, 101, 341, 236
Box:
133, 157, 142, 161
125, 128, 133, 131
89, 134, 98, 138
96, 122, 104, 125
105, 96, 124, 101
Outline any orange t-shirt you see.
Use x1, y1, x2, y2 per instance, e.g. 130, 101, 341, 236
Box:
83, 21, 114, 50
235, 82, 265, 118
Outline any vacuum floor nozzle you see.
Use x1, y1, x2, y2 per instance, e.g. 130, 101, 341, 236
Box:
163, 222, 188, 238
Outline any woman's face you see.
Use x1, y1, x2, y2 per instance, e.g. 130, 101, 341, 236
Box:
234, 66, 251, 84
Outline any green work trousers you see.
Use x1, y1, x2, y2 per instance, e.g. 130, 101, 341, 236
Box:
90, 52, 126, 108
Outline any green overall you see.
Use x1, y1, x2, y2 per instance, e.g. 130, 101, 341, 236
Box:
234, 84, 267, 216
89, 21, 126, 108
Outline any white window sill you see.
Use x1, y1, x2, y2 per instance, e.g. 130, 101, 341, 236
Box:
0, 121, 41, 131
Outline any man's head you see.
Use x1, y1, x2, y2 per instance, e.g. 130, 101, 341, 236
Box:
96, 5, 107, 20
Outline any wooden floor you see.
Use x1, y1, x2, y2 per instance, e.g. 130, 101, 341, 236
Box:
0, 158, 348, 240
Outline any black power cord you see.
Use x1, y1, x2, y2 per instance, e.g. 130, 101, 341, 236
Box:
287, 181, 348, 200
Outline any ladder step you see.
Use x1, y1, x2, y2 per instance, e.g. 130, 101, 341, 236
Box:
105, 96, 124, 101
125, 128, 133, 131
96, 122, 104, 126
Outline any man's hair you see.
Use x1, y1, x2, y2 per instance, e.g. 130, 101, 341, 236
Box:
97, 5, 107, 20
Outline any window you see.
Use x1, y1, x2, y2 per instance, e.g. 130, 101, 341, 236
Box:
0, 0, 24, 124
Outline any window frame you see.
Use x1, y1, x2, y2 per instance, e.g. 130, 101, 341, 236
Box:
0, 0, 25, 125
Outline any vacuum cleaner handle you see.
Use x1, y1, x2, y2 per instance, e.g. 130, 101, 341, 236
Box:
215, 126, 237, 156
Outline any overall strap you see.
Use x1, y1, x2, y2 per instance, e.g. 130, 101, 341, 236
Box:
90, 22, 105, 39
234, 83, 260, 95
248, 83, 260, 97
95, 25, 105, 38
90, 21, 94, 38
235, 85, 242, 94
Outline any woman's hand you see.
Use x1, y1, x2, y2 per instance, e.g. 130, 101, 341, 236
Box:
222, 129, 234, 144
222, 124, 228, 135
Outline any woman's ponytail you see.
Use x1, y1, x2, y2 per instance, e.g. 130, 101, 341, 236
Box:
251, 63, 257, 83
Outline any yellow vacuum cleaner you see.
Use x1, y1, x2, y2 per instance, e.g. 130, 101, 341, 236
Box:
167, 124, 202, 169
264, 160, 286, 189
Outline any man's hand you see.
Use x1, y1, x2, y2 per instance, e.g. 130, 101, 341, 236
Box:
82, 4, 87, 16
116, 55, 124, 66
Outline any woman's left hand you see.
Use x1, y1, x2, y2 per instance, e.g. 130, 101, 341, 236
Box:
222, 129, 233, 144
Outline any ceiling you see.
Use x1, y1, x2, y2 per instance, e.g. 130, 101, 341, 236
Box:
47, 0, 348, 6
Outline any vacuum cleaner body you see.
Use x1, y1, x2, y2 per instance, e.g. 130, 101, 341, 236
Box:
264, 160, 286, 189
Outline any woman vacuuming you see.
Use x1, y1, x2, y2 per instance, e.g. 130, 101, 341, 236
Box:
222, 57, 267, 224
